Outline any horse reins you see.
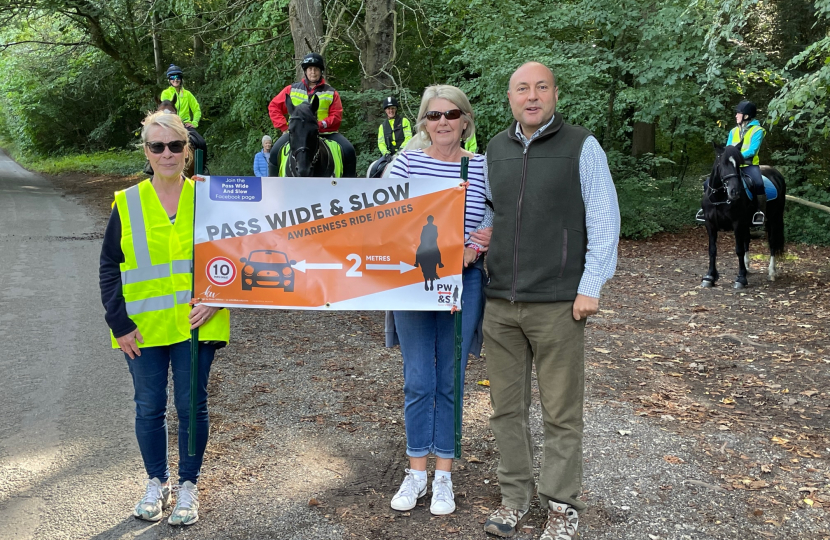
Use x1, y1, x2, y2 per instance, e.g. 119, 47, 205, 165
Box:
289, 142, 322, 173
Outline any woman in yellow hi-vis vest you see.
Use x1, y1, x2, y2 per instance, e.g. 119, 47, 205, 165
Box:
99, 111, 229, 526
728, 100, 767, 224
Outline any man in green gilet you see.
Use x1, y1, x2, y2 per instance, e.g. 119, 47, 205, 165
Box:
480, 62, 620, 540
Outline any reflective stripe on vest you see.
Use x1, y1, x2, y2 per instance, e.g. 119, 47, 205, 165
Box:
728, 125, 764, 166
289, 82, 334, 125
111, 179, 229, 348
278, 138, 343, 177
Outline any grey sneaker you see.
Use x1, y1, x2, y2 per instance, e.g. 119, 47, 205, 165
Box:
484, 505, 528, 537
390, 469, 427, 511
540, 501, 579, 540
133, 477, 171, 521
168, 481, 199, 526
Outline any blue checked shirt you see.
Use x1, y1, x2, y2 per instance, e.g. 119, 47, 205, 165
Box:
479, 114, 620, 298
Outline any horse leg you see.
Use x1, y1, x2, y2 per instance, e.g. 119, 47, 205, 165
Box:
701, 225, 719, 287
743, 239, 752, 274
768, 253, 777, 281
733, 231, 749, 289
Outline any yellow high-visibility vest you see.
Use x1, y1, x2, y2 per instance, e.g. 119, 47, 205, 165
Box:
288, 82, 334, 124
727, 124, 764, 166
111, 179, 230, 348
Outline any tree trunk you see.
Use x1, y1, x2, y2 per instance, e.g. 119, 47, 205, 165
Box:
194, 33, 204, 59
361, 0, 396, 92
631, 122, 655, 156
289, 0, 324, 80
152, 12, 163, 84
603, 80, 616, 149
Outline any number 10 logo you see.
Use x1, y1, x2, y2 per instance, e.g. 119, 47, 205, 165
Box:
206, 256, 237, 286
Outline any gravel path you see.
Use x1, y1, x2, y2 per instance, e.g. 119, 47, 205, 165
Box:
3, 170, 826, 540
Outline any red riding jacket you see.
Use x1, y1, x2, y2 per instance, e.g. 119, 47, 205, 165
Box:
268, 77, 343, 133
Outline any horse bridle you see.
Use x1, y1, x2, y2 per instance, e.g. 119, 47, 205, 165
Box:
707, 157, 745, 206
289, 143, 321, 174
706, 173, 730, 205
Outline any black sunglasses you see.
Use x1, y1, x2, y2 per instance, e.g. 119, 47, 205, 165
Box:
425, 109, 463, 121
169, 75, 182, 81
145, 140, 187, 154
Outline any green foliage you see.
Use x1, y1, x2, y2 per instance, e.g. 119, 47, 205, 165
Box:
2, 0, 830, 244
14, 149, 145, 175
610, 152, 700, 238
768, 0, 830, 139
784, 184, 830, 245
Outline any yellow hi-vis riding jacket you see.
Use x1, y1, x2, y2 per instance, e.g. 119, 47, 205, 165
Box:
111, 179, 229, 348
727, 120, 765, 166
160, 87, 202, 128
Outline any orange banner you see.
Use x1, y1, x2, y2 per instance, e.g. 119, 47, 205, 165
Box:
193, 176, 466, 310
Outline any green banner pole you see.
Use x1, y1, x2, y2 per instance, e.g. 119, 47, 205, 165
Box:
455, 157, 469, 459
188, 149, 204, 457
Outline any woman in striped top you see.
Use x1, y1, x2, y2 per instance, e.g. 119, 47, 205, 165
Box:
386, 85, 489, 516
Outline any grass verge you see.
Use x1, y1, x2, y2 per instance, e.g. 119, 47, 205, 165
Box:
0, 141, 143, 176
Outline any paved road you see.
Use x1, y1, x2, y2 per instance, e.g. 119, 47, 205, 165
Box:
0, 152, 159, 539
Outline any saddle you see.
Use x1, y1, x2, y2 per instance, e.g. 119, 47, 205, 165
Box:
741, 173, 778, 201
368, 154, 393, 178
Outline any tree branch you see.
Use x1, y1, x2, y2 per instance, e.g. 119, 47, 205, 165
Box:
0, 39, 91, 51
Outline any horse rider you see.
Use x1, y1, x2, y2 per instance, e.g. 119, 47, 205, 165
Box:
377, 96, 412, 157
267, 52, 357, 177
160, 65, 208, 162
728, 100, 767, 224
161, 65, 201, 130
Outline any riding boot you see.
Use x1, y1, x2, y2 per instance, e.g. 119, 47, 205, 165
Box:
752, 193, 767, 225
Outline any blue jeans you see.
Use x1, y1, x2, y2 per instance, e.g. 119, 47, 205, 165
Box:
125, 341, 217, 484
394, 264, 484, 459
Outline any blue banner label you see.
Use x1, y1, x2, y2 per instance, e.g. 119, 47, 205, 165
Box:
209, 176, 263, 202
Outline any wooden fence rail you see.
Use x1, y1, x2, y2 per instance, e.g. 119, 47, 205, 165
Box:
785, 195, 830, 215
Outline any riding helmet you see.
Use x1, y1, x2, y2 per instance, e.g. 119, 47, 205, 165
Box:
166, 64, 184, 79
301, 53, 325, 72
734, 100, 757, 119
383, 96, 399, 110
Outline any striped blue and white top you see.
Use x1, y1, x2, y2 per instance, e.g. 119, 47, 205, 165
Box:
386, 149, 487, 247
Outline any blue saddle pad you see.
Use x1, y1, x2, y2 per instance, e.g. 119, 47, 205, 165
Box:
743, 176, 778, 201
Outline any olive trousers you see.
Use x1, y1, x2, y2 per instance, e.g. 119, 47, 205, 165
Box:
483, 298, 587, 512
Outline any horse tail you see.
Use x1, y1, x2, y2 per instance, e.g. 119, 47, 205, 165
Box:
763, 166, 786, 257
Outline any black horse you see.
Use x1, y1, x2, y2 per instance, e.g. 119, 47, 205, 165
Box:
281, 95, 340, 177
701, 144, 786, 289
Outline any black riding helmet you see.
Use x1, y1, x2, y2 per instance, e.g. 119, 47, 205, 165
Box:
166, 64, 184, 79
735, 100, 757, 119
383, 96, 399, 110
301, 53, 325, 72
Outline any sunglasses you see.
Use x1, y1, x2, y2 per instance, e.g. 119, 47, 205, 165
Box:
169, 75, 182, 81
145, 140, 187, 154
425, 109, 463, 121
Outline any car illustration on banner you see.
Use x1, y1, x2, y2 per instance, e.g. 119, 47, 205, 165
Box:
240, 249, 297, 292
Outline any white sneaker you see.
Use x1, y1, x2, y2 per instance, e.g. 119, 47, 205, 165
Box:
168, 481, 199, 526
390, 469, 427, 511
133, 477, 171, 521
429, 476, 455, 515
